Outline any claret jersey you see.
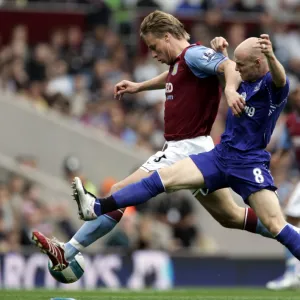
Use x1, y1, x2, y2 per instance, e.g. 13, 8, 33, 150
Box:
164, 44, 227, 141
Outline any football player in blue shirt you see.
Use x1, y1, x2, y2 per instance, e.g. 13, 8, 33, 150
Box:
72, 34, 300, 262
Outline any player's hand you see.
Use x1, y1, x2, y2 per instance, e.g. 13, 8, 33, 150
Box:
210, 37, 229, 56
254, 34, 274, 59
114, 80, 141, 100
225, 88, 246, 117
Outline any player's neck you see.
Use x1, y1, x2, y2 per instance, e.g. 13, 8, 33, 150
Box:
173, 39, 190, 57
250, 70, 268, 82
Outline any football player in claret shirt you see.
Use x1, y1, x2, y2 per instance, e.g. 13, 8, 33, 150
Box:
32, 13, 288, 271
72, 35, 300, 267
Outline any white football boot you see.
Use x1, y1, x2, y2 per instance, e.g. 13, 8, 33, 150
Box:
72, 177, 97, 221
266, 272, 300, 290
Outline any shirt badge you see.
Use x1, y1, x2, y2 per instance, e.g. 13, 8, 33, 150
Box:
171, 62, 179, 75
254, 80, 262, 92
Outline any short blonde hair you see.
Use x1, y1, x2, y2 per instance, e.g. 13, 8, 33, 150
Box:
140, 10, 190, 41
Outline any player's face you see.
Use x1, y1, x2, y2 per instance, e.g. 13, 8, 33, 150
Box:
143, 33, 172, 65
234, 55, 260, 82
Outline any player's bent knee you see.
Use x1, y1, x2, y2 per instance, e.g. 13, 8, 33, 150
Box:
157, 168, 173, 187
263, 216, 286, 236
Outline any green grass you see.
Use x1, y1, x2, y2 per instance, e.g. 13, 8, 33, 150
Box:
0, 288, 299, 300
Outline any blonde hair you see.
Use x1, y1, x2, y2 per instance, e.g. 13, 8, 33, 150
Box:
140, 10, 190, 41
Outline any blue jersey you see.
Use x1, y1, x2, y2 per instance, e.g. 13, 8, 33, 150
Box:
220, 72, 289, 162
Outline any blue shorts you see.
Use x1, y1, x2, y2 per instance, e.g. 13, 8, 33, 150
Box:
190, 147, 277, 204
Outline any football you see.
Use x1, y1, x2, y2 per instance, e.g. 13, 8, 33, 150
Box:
48, 253, 85, 284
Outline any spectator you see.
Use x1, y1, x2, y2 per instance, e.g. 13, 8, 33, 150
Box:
62, 154, 97, 195
154, 191, 202, 249
85, 0, 112, 27
175, 0, 202, 15
70, 74, 89, 118
64, 26, 84, 75
49, 28, 67, 60
137, 0, 161, 10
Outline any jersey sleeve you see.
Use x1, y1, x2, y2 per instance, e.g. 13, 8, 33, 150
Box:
184, 45, 228, 78
265, 72, 290, 105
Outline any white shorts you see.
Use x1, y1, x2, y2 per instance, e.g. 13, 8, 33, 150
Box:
140, 135, 214, 195
284, 182, 300, 217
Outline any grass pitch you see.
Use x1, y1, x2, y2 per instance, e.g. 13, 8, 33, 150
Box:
0, 288, 299, 300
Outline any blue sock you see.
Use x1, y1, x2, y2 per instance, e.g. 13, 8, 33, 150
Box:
94, 171, 165, 216
64, 215, 117, 261
276, 224, 300, 260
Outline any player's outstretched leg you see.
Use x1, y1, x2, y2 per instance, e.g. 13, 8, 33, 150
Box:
249, 190, 300, 262
32, 231, 68, 270
68, 168, 153, 260
64, 211, 122, 261
72, 175, 300, 241
72, 171, 165, 219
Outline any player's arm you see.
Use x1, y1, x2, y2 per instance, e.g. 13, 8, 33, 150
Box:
217, 59, 245, 116
114, 71, 168, 100
217, 59, 241, 91
255, 34, 286, 87
184, 45, 244, 116
138, 71, 168, 91
209, 38, 227, 88
210, 36, 245, 115
210, 36, 229, 58
210, 36, 242, 90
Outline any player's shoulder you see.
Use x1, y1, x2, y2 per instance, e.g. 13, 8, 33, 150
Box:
186, 43, 207, 51
263, 72, 289, 89
184, 44, 213, 60
261, 71, 272, 84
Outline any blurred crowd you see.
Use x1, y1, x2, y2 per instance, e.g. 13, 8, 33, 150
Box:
2, 0, 300, 14
1, 0, 300, 152
0, 155, 76, 253
0, 154, 208, 254
0, 0, 300, 254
